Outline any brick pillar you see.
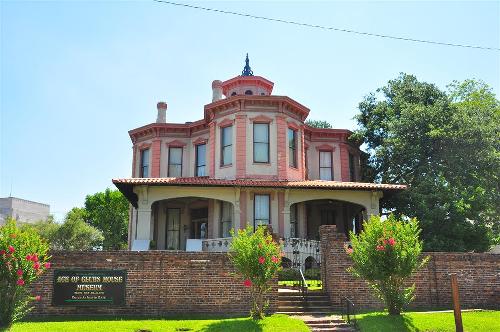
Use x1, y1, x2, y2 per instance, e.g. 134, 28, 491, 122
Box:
339, 143, 350, 181
132, 145, 137, 177
235, 114, 247, 179
209, 122, 216, 178
276, 115, 287, 180
239, 191, 247, 229
151, 139, 161, 178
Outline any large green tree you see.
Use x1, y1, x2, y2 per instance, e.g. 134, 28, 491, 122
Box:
353, 74, 499, 252
84, 189, 129, 250
26, 209, 103, 251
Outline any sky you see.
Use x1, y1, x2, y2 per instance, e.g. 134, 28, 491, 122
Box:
1, 1, 499, 221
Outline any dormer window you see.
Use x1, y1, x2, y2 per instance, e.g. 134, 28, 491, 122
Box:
245, 90, 253, 95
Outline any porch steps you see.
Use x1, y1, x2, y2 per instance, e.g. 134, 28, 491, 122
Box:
277, 291, 356, 331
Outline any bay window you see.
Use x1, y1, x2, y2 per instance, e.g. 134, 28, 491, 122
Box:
168, 147, 183, 177
253, 123, 270, 163
319, 151, 333, 180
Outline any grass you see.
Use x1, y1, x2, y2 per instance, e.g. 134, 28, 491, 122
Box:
5, 314, 309, 332
356, 310, 500, 332
278, 279, 322, 290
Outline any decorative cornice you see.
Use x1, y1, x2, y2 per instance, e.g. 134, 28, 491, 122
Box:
138, 143, 151, 150
193, 137, 208, 145
249, 114, 273, 123
315, 144, 336, 152
218, 118, 234, 128
165, 140, 187, 148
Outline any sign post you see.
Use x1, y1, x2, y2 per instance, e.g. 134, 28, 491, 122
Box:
450, 273, 463, 332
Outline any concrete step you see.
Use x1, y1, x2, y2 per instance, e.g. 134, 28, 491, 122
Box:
303, 319, 345, 324
310, 328, 355, 332
275, 310, 336, 315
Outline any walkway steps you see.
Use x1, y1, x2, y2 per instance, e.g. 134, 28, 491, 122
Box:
278, 290, 356, 331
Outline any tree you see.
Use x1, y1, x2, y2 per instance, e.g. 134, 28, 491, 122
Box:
0, 218, 50, 328
305, 119, 333, 129
353, 74, 499, 252
229, 226, 282, 319
84, 189, 129, 250
26, 208, 103, 251
349, 215, 428, 315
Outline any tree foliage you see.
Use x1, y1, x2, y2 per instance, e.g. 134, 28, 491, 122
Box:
305, 119, 333, 129
349, 215, 428, 315
229, 226, 282, 320
353, 74, 499, 252
0, 219, 50, 328
27, 208, 103, 251
84, 189, 129, 250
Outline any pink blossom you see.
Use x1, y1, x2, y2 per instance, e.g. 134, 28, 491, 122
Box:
32, 254, 39, 262
17, 279, 25, 286
8, 245, 15, 253
376, 245, 385, 251
243, 279, 252, 287
0, 250, 5, 255
271, 256, 279, 263
388, 238, 396, 246
258, 256, 265, 264
44, 262, 51, 269
26, 254, 32, 261
33, 262, 41, 270
16, 269, 23, 276
35, 295, 41, 301
346, 248, 354, 254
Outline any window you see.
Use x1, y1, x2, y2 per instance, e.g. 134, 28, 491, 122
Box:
195, 144, 206, 176
319, 151, 333, 180
221, 126, 233, 166
245, 90, 253, 95
254, 194, 270, 228
253, 123, 269, 163
349, 153, 356, 181
168, 147, 183, 177
231, 92, 237, 96
166, 208, 180, 250
220, 201, 233, 238
290, 204, 297, 238
288, 128, 297, 168
140, 148, 150, 178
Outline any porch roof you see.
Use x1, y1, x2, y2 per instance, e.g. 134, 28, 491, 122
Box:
112, 177, 407, 208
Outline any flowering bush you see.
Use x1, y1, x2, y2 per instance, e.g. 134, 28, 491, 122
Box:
229, 225, 282, 319
348, 215, 428, 315
0, 218, 50, 328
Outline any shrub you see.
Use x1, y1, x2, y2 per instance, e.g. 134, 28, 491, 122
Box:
349, 215, 428, 315
0, 218, 51, 328
278, 268, 301, 281
229, 225, 282, 320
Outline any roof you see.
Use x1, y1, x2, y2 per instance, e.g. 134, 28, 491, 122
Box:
112, 177, 407, 208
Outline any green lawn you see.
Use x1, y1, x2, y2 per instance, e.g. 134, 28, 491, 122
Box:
5, 314, 309, 332
357, 310, 500, 332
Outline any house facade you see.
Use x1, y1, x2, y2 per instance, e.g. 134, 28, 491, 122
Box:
113, 56, 405, 257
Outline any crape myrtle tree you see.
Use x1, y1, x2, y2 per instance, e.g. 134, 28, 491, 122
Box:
84, 189, 129, 250
229, 225, 282, 320
0, 219, 51, 328
348, 215, 428, 315
352, 74, 500, 252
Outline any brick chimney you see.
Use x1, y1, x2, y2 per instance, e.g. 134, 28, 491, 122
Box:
156, 102, 167, 123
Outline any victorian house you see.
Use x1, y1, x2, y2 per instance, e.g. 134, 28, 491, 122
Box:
113, 56, 405, 259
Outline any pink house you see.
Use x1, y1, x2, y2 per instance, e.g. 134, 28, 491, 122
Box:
113, 56, 405, 261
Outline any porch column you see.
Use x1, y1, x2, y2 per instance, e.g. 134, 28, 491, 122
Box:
136, 208, 152, 241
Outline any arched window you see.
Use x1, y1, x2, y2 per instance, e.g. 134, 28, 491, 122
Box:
231, 92, 237, 96
245, 90, 253, 95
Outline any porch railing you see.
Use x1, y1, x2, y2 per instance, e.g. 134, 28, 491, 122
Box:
202, 237, 321, 270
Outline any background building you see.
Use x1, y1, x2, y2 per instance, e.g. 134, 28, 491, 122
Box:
0, 196, 50, 225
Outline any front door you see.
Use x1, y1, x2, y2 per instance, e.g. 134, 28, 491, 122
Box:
166, 208, 180, 250
190, 208, 208, 239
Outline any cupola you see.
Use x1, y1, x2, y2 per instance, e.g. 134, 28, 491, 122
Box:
221, 54, 274, 97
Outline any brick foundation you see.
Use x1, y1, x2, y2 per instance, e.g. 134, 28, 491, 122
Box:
320, 225, 500, 310
30, 251, 277, 317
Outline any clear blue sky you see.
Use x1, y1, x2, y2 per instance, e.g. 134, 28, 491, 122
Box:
1, 1, 499, 220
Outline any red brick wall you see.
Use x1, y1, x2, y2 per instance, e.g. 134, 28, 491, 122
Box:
320, 225, 500, 310
30, 251, 277, 317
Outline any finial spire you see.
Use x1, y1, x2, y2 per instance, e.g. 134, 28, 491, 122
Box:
241, 53, 254, 76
